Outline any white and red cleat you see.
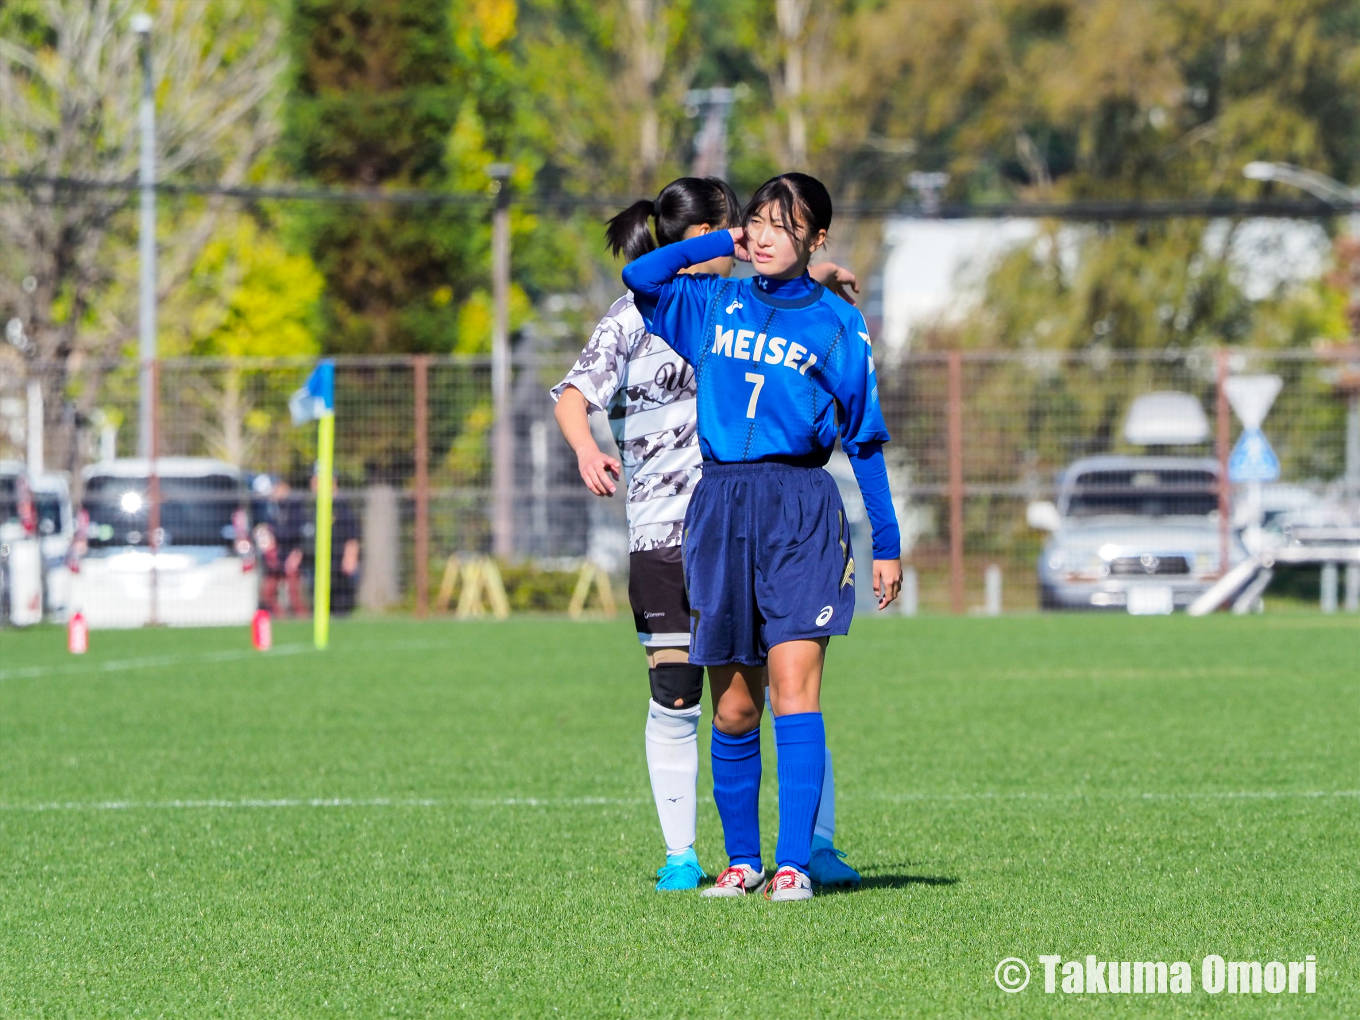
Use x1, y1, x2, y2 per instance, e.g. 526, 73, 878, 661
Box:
702, 864, 766, 898
764, 865, 813, 901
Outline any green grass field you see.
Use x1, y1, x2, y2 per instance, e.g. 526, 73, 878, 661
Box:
1, 614, 1356, 1017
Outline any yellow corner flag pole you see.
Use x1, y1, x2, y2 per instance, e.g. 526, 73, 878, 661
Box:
314, 409, 335, 650
291, 359, 336, 651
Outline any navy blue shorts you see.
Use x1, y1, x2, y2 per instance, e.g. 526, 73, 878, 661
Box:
683, 461, 856, 667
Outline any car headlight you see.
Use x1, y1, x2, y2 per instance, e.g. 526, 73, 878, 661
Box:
1062, 553, 1107, 581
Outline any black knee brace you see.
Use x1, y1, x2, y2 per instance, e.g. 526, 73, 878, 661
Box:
649, 663, 704, 710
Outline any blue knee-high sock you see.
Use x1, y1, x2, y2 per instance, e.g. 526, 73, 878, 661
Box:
710, 725, 762, 870
774, 712, 826, 873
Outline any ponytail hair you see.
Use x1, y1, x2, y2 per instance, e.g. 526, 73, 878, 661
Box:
605, 177, 742, 262
604, 199, 659, 263
742, 172, 833, 247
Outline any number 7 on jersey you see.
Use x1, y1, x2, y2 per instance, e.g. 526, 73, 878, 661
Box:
744, 372, 765, 419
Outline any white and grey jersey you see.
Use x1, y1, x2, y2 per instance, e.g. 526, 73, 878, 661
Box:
551, 292, 702, 553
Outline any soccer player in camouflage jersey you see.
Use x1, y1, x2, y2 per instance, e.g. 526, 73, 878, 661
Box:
552, 177, 865, 892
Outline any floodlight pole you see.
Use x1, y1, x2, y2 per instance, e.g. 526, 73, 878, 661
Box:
133, 13, 156, 460
489, 163, 514, 560
685, 86, 744, 179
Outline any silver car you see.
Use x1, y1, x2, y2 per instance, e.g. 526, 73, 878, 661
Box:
1030, 455, 1244, 612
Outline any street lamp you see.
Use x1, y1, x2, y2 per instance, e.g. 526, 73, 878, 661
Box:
132, 12, 156, 460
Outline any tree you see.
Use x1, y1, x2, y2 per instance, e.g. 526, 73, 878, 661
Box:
285, 0, 468, 355
0, 0, 286, 470
160, 212, 324, 465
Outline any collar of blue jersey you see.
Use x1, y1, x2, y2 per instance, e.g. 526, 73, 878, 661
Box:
749, 270, 824, 309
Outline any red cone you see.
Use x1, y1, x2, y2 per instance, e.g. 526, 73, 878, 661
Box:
252, 609, 272, 651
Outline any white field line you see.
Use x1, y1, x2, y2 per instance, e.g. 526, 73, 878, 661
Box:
865, 789, 1360, 803
1, 790, 1356, 814
0, 637, 469, 683
0, 642, 316, 682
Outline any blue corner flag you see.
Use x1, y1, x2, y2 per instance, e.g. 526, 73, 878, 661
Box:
289, 360, 335, 425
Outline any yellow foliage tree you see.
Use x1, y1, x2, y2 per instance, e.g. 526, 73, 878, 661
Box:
162, 215, 324, 465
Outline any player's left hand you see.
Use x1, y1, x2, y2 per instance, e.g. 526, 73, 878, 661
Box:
872, 558, 902, 610
809, 262, 859, 305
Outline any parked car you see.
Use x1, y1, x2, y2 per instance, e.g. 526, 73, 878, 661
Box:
1029, 455, 1244, 612
0, 460, 44, 627
70, 457, 257, 628
31, 472, 75, 620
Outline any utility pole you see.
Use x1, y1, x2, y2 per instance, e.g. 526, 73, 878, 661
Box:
489, 163, 514, 560
685, 86, 745, 180
133, 12, 156, 460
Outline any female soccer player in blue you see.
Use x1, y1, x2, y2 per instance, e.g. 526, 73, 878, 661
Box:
553, 176, 866, 893
622, 173, 902, 901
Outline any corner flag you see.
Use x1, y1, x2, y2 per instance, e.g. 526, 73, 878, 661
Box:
291, 361, 335, 650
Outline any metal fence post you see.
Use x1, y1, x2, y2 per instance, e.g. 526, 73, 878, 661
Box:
984, 563, 1002, 616
947, 349, 965, 615
413, 355, 430, 617
1216, 349, 1231, 575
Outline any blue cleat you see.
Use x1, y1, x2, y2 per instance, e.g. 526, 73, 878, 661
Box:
655, 847, 707, 891
808, 834, 862, 889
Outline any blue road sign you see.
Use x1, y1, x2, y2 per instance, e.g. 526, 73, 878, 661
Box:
1228, 427, 1280, 482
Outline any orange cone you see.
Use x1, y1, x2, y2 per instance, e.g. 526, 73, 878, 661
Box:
252, 608, 272, 651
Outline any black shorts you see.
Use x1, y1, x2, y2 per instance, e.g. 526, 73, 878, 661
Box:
629, 547, 691, 649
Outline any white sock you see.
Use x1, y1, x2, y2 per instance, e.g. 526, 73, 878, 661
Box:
813, 745, 836, 843
645, 699, 701, 856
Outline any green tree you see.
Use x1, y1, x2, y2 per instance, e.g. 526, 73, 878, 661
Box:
285, 0, 470, 354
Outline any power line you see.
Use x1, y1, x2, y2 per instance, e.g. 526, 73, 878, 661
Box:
0, 174, 1354, 220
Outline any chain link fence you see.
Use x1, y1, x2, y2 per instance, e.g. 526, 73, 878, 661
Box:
2, 347, 1358, 621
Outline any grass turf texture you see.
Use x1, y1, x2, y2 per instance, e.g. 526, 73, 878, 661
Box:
0, 615, 1356, 1018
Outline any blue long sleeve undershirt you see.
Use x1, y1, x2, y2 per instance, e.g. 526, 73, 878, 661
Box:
622, 230, 735, 321
848, 442, 900, 560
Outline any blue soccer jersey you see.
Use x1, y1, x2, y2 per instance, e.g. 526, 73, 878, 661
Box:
623, 230, 901, 559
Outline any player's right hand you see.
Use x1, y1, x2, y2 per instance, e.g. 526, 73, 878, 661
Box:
577, 447, 621, 496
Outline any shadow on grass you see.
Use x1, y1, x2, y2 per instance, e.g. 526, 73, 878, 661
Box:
863, 874, 958, 890
825, 873, 960, 893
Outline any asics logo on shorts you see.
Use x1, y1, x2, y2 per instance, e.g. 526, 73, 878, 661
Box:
815, 605, 834, 626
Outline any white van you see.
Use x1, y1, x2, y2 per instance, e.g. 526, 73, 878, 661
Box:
70, 458, 257, 628
0, 460, 44, 627
32, 472, 75, 620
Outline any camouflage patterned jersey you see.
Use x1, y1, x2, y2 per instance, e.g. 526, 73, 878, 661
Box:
551, 292, 701, 552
